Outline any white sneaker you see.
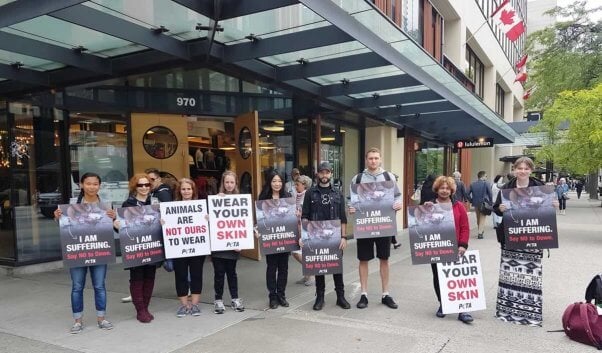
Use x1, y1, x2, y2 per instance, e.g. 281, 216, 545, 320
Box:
121, 295, 132, 303
70, 322, 83, 334
231, 298, 245, 312
214, 300, 225, 314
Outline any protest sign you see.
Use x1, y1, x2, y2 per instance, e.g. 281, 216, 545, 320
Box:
501, 185, 558, 249
437, 250, 486, 314
116, 205, 165, 267
407, 202, 458, 265
208, 194, 254, 251
160, 200, 210, 258
301, 220, 343, 276
59, 203, 116, 268
256, 197, 299, 255
350, 180, 397, 239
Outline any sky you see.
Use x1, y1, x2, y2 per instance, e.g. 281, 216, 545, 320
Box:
554, 0, 601, 21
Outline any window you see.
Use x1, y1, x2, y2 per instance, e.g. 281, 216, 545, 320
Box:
495, 84, 505, 117
466, 46, 485, 98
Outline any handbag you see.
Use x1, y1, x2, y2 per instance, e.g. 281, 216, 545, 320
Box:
562, 192, 570, 200
478, 197, 493, 216
162, 259, 174, 272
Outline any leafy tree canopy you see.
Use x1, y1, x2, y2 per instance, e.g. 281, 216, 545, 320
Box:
526, 1, 601, 110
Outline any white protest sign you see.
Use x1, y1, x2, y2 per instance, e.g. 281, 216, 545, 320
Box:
437, 250, 486, 314
208, 194, 254, 251
160, 200, 210, 258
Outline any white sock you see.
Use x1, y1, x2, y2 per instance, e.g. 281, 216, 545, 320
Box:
382, 292, 389, 298
361, 292, 368, 297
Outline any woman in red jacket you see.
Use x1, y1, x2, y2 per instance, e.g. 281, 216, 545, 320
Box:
423, 176, 472, 324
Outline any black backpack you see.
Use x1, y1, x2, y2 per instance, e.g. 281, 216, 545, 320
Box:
586, 274, 602, 305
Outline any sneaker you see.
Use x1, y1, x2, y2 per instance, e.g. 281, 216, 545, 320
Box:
70, 322, 83, 334
214, 300, 225, 314
304, 279, 315, 286
97, 319, 114, 330
477, 233, 484, 239
381, 295, 398, 309
176, 305, 189, 318
436, 305, 446, 318
232, 298, 245, 312
190, 304, 201, 316
295, 278, 306, 285
458, 312, 474, 324
393, 243, 402, 249
121, 295, 132, 303
356, 294, 368, 309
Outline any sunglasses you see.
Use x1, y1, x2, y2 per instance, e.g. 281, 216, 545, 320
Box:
149, 178, 157, 182
136, 183, 152, 188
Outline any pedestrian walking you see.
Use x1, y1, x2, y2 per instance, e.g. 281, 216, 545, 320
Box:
468, 171, 492, 239
491, 175, 504, 229
258, 170, 292, 309
301, 162, 350, 311
348, 147, 402, 310
556, 177, 569, 215
212, 170, 245, 314
54, 172, 115, 334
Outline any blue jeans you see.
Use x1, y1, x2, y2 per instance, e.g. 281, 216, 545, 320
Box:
70, 265, 107, 319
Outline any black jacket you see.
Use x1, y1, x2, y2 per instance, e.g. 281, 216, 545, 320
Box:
492, 177, 544, 245
151, 183, 173, 202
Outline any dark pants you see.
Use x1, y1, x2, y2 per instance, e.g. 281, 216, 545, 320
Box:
266, 253, 289, 299
213, 257, 239, 300
173, 256, 205, 297
315, 273, 344, 295
431, 263, 441, 302
577, 189, 582, 199
558, 197, 567, 210
130, 265, 157, 282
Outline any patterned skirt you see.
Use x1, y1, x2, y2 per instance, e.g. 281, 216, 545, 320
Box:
495, 248, 544, 326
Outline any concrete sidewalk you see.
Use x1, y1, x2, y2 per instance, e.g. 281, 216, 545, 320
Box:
1, 191, 600, 353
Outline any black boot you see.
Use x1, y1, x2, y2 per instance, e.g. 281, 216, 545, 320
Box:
277, 294, 289, 307
336, 292, 351, 309
313, 293, 324, 311
269, 295, 279, 309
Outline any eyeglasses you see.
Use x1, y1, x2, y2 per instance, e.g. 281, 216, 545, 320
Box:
136, 183, 152, 188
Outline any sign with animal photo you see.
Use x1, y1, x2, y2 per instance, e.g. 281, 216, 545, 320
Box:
208, 194, 254, 251
301, 220, 343, 276
58, 203, 116, 268
500, 185, 558, 249
350, 181, 397, 239
437, 250, 486, 314
256, 197, 299, 255
116, 205, 165, 267
160, 200, 211, 259
407, 203, 458, 265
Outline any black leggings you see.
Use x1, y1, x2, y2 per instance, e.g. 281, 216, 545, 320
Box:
130, 265, 156, 282
558, 197, 567, 210
173, 256, 206, 297
266, 253, 289, 298
212, 257, 239, 300
431, 263, 441, 302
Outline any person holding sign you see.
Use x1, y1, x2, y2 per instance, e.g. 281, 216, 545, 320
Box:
421, 176, 472, 323
171, 178, 206, 318
492, 157, 557, 326
301, 162, 351, 311
54, 172, 115, 334
258, 171, 292, 309
212, 171, 245, 314
116, 173, 158, 323
348, 147, 402, 310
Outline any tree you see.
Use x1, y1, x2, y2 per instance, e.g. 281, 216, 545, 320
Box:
533, 84, 602, 175
526, 1, 601, 110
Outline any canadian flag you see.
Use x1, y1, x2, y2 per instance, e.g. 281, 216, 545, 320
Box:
523, 88, 532, 100
514, 70, 528, 83
491, 0, 525, 42
515, 54, 528, 70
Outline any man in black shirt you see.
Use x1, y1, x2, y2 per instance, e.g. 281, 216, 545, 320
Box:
301, 162, 350, 310
145, 168, 173, 202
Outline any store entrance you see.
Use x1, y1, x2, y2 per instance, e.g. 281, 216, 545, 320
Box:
131, 112, 262, 260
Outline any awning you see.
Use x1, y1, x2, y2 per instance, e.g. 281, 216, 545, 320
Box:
0, 0, 518, 143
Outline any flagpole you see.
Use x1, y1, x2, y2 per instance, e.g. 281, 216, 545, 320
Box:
464, 20, 490, 47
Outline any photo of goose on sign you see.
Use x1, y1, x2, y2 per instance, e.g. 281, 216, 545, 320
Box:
208, 194, 254, 251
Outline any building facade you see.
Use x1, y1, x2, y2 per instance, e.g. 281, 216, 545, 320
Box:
0, 0, 523, 266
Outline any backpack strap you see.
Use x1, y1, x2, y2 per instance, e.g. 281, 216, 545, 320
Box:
383, 172, 391, 181
355, 173, 362, 184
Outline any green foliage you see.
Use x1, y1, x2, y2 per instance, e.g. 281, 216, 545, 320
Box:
533, 84, 602, 174
526, 1, 602, 110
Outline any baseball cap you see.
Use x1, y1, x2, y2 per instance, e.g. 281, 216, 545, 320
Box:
318, 162, 332, 172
